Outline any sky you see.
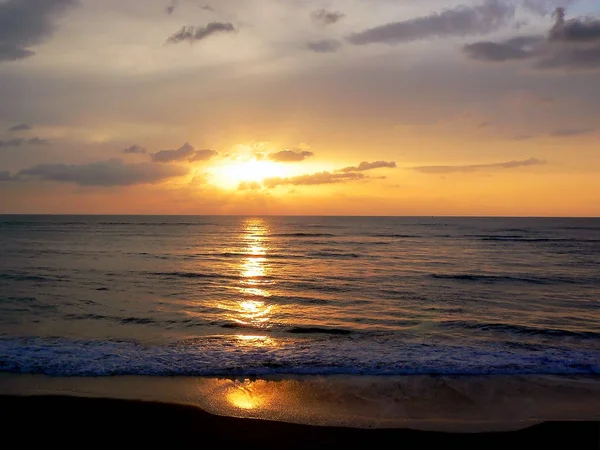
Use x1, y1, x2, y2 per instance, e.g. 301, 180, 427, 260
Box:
0, 0, 599, 216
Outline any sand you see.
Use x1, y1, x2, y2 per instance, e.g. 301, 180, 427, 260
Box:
2, 374, 599, 448
1, 395, 599, 449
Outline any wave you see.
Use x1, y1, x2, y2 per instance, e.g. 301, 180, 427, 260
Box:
0, 221, 89, 226
263, 294, 331, 305
271, 233, 336, 237
430, 273, 577, 285
214, 252, 303, 259
0, 221, 217, 227
98, 222, 216, 227
0, 273, 61, 283
61, 313, 195, 327
474, 235, 600, 243
439, 320, 600, 339
0, 296, 57, 313
286, 326, 353, 336
366, 234, 422, 238
308, 252, 362, 258
1, 336, 597, 377
150, 271, 238, 281
555, 226, 600, 231
281, 281, 355, 293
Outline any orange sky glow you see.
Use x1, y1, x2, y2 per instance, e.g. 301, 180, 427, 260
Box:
1, 0, 599, 216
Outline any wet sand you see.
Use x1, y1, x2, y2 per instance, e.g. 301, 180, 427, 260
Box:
2, 374, 600, 432
2, 395, 599, 449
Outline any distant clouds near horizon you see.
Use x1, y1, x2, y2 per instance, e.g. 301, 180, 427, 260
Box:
0, 0, 599, 216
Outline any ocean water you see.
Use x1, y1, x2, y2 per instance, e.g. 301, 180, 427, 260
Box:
0, 215, 599, 377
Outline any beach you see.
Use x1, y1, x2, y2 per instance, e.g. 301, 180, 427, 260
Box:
2, 373, 599, 448
2, 395, 599, 449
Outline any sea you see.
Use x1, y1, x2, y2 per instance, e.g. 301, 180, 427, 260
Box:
1, 215, 599, 377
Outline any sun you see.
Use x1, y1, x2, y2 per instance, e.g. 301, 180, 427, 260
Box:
209, 159, 291, 189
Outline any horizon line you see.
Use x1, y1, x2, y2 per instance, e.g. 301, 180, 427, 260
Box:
0, 214, 599, 219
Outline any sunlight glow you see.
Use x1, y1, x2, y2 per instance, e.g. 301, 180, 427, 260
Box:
225, 380, 269, 410
210, 159, 290, 189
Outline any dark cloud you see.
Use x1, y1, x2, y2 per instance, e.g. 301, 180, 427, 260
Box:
306, 39, 342, 53
238, 181, 262, 190
165, 0, 178, 15
152, 143, 218, 163
412, 157, 546, 174
464, 8, 600, 70
0, 137, 48, 147
311, 9, 345, 26
0, 0, 78, 62
123, 145, 147, 154
538, 8, 600, 69
18, 159, 188, 186
0, 170, 13, 181
264, 171, 365, 188
267, 149, 314, 162
27, 137, 48, 145
0, 45, 33, 61
166, 22, 235, 44
339, 161, 397, 173
463, 35, 543, 61
550, 127, 596, 137
348, 0, 515, 45
549, 7, 600, 43
7, 123, 32, 132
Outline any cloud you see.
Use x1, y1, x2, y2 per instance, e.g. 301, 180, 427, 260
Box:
536, 43, 600, 70
464, 8, 600, 70
123, 145, 147, 154
306, 39, 342, 53
151, 143, 218, 163
463, 35, 544, 61
412, 157, 546, 173
549, 7, 600, 43
7, 123, 32, 132
238, 181, 262, 190
311, 9, 345, 26
0, 0, 78, 62
264, 171, 365, 188
18, 159, 188, 186
0, 137, 48, 147
166, 22, 235, 44
339, 161, 397, 172
267, 149, 314, 162
0, 170, 13, 181
348, 0, 515, 45
165, 0, 178, 15
512, 134, 536, 140
550, 127, 595, 137
27, 137, 48, 145
522, 0, 577, 16
540, 8, 600, 69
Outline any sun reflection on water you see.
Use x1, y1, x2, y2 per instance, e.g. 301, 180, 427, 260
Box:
224, 379, 269, 410
225, 218, 278, 336
235, 334, 276, 347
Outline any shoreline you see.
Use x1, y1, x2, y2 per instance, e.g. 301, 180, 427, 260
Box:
2, 395, 599, 449
1, 373, 599, 432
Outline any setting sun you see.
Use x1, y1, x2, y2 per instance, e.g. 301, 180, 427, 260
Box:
209, 159, 292, 189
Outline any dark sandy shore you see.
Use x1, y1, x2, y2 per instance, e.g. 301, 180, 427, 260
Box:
1, 395, 598, 449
